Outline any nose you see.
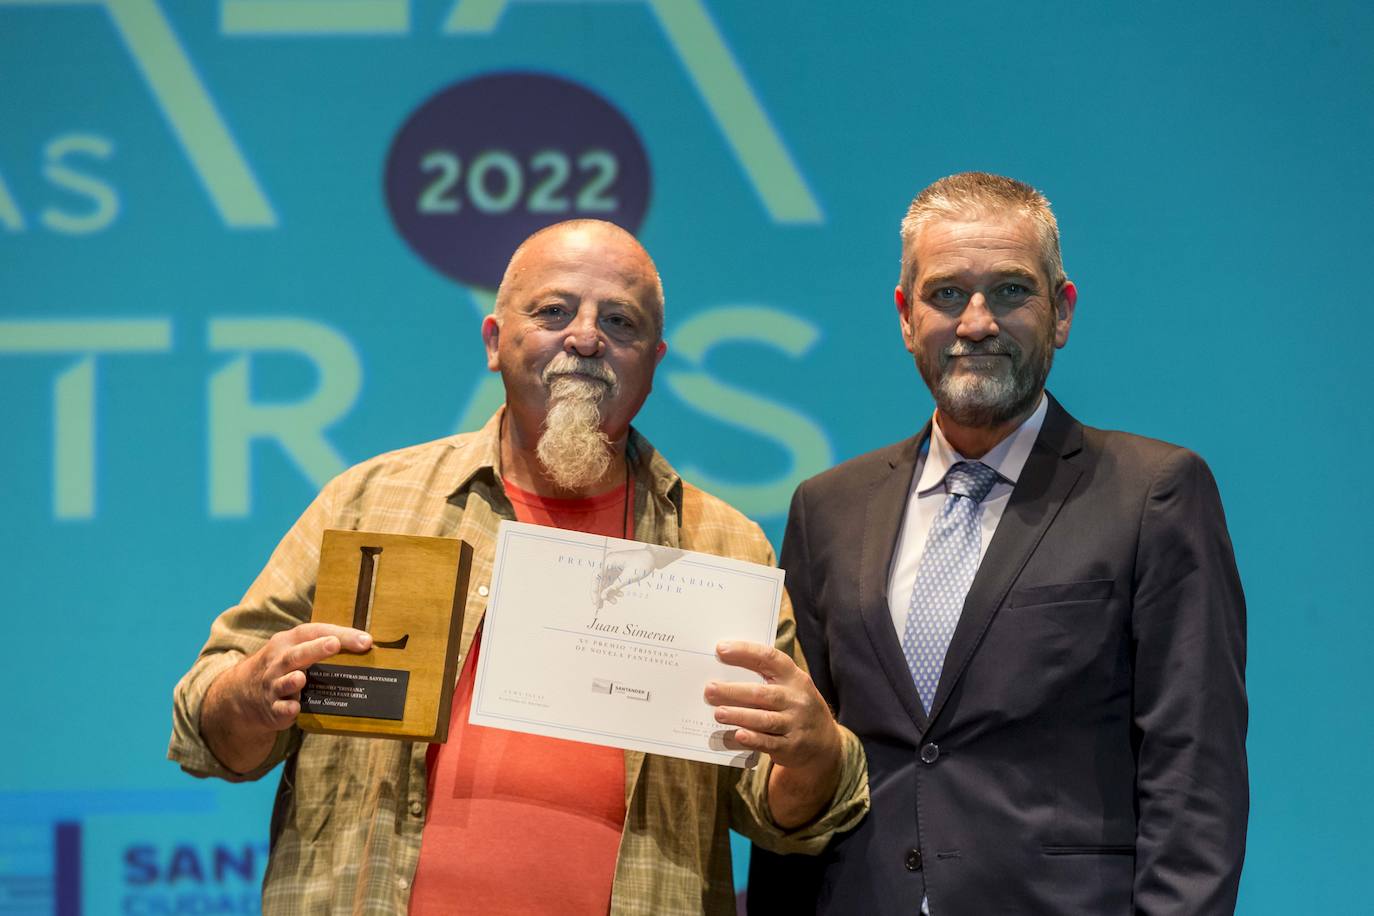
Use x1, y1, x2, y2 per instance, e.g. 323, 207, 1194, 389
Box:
563, 311, 604, 357
957, 293, 999, 341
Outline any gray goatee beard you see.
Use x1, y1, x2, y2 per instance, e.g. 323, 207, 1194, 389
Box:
919, 331, 1052, 429
536, 355, 619, 491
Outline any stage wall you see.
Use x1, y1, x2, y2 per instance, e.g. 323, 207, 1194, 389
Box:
3, 2, 1371, 913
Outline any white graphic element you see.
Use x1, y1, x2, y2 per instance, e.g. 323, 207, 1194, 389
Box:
221, 0, 409, 35
665, 306, 833, 517
417, 148, 620, 216
0, 0, 277, 228
442, 0, 823, 223
0, 166, 28, 231
207, 318, 362, 517
5, 0, 817, 226
40, 134, 120, 235
442, 0, 504, 32
0, 319, 174, 519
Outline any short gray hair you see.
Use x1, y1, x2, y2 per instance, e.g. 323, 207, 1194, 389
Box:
898, 172, 1066, 301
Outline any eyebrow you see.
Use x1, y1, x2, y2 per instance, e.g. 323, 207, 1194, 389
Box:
524, 287, 575, 303
919, 267, 1041, 288
523, 289, 646, 312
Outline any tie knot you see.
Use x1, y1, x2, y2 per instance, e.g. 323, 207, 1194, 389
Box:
944, 461, 998, 503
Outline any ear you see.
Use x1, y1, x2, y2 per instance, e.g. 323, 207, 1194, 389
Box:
895, 285, 916, 354
653, 339, 668, 366
1053, 280, 1077, 348
481, 315, 501, 371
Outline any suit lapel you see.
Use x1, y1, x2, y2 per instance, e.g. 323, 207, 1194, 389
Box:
858, 426, 932, 733
926, 396, 1085, 725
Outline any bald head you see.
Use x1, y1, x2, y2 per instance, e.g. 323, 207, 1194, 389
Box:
493, 220, 665, 338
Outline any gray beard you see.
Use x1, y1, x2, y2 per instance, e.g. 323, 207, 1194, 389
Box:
919, 333, 1052, 429
536, 359, 617, 491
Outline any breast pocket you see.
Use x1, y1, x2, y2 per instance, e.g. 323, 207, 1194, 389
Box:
974, 577, 1125, 719
1008, 578, 1114, 609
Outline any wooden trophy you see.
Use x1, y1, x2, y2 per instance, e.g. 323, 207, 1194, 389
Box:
297, 529, 472, 742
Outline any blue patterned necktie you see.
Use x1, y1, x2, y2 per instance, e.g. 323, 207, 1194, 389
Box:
902, 460, 999, 713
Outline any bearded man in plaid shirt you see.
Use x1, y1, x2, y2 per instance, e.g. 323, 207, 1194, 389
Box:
169, 219, 868, 915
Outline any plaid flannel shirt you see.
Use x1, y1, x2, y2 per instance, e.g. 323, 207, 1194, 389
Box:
169, 409, 869, 914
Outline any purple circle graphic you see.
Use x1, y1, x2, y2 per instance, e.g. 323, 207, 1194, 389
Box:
384, 72, 652, 290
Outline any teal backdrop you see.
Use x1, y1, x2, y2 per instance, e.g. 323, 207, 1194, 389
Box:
3, 1, 1371, 912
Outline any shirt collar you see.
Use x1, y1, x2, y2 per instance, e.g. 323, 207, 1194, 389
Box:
444, 407, 506, 497
444, 405, 682, 504
916, 393, 1048, 495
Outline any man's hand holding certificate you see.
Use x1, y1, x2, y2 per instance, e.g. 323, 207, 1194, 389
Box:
471, 521, 843, 815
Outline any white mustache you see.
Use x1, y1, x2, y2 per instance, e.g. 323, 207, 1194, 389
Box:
543, 353, 617, 387
945, 337, 1019, 359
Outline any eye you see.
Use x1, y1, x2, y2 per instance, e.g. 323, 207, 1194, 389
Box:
927, 287, 966, 309
534, 303, 570, 320
600, 311, 647, 340
996, 282, 1033, 301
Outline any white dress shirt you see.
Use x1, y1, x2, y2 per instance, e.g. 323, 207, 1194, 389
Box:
886, 394, 1048, 638
888, 395, 1047, 916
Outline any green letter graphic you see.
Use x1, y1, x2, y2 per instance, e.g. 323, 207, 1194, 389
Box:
41, 134, 120, 235
442, 0, 822, 223
666, 306, 832, 517
208, 318, 361, 516
0, 0, 277, 227
0, 319, 173, 519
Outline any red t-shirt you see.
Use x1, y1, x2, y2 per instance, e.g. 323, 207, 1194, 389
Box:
408, 479, 632, 914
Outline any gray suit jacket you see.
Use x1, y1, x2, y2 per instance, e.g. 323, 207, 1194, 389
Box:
750, 394, 1247, 915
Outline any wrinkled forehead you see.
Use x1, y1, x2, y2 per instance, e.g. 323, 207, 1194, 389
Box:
539, 233, 650, 281
915, 212, 1041, 258
501, 225, 664, 330
909, 210, 1054, 283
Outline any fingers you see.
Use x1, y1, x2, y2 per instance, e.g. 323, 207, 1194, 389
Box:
718, 728, 774, 755
706, 678, 794, 757
243, 622, 375, 731
262, 670, 306, 728
277, 635, 346, 675
228, 623, 372, 736
713, 703, 789, 737
267, 625, 372, 674
251, 627, 361, 729
268, 697, 301, 729
288, 623, 373, 654
271, 669, 307, 699
715, 640, 795, 681
712, 701, 837, 764
712, 720, 793, 758
705, 679, 785, 710
705, 651, 836, 767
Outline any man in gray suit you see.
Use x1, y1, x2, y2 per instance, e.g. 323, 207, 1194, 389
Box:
749, 172, 1247, 914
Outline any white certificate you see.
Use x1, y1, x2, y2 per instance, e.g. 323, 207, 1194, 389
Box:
469, 520, 784, 767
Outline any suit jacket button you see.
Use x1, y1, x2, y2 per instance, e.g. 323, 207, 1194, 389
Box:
920, 742, 940, 764
905, 848, 923, 871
